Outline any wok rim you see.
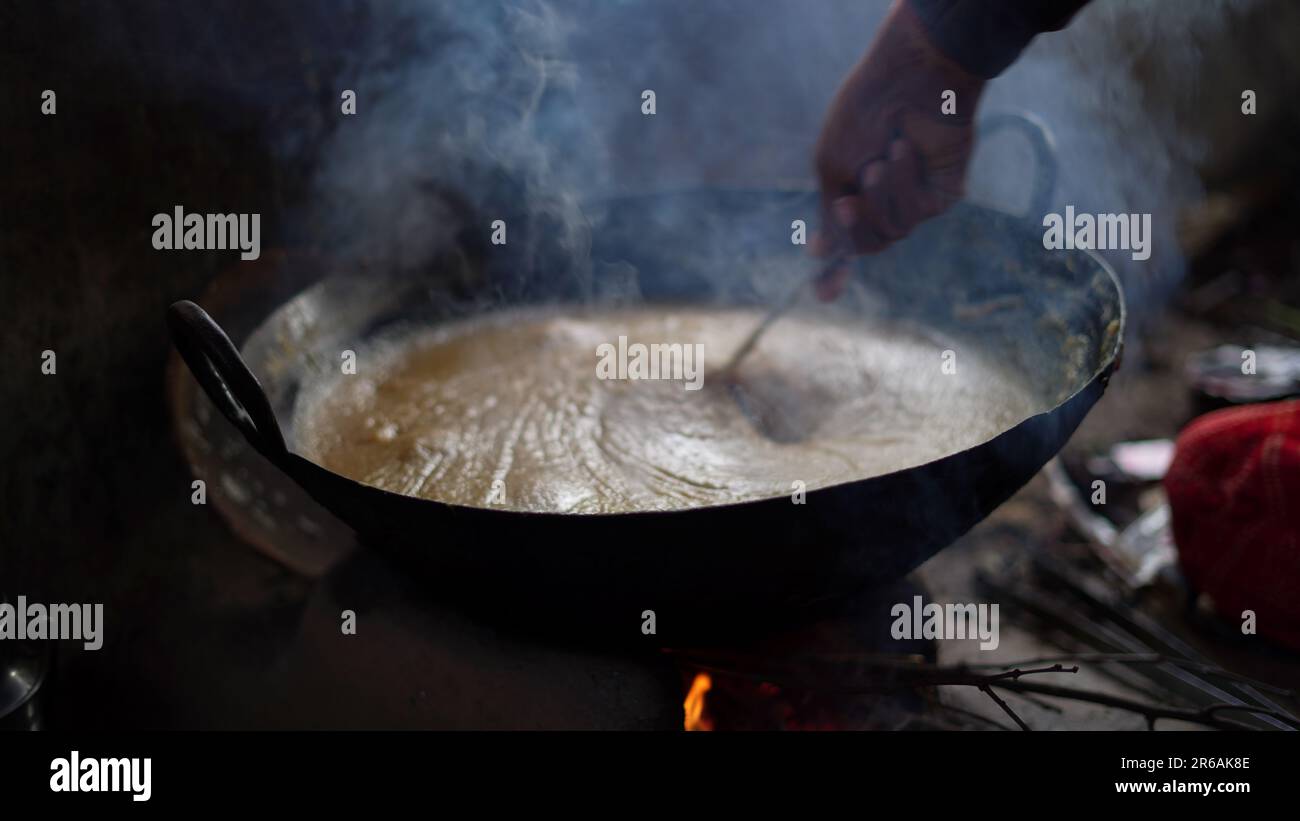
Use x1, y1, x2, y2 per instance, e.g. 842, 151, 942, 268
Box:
265, 189, 1128, 522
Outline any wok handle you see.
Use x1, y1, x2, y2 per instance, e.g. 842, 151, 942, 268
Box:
976, 111, 1058, 222
167, 300, 288, 460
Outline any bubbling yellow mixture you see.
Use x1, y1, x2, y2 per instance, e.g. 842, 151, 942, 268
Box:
295, 306, 1043, 513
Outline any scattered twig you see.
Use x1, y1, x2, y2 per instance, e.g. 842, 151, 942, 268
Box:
991, 680, 1300, 731
673, 649, 1296, 731
932, 700, 1019, 732
980, 685, 1031, 731
968, 653, 1297, 700
674, 654, 1078, 692
1002, 689, 1066, 714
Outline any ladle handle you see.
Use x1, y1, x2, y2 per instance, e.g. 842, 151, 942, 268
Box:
976, 110, 1058, 223
167, 300, 288, 460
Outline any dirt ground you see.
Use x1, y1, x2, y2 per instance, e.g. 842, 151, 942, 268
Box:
923, 305, 1300, 729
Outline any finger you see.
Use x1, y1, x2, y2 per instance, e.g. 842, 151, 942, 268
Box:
898, 113, 970, 216
883, 139, 929, 233
831, 195, 858, 237
832, 194, 889, 255
853, 160, 905, 245
813, 198, 857, 300
809, 227, 834, 258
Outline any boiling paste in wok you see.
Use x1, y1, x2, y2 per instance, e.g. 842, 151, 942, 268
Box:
296, 307, 1043, 513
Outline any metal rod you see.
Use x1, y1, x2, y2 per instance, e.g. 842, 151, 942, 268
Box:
720, 251, 848, 376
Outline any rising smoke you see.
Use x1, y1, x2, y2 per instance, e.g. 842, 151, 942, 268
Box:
301, 0, 1273, 326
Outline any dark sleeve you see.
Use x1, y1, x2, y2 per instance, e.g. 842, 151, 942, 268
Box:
908, 0, 1092, 78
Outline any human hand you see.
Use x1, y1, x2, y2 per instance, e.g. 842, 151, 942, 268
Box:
812, 0, 986, 299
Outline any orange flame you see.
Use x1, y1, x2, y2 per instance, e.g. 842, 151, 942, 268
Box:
683, 672, 714, 731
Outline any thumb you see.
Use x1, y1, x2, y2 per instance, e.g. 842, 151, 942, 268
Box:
810, 227, 834, 258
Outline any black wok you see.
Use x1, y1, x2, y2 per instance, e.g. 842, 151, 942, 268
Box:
168, 114, 1124, 643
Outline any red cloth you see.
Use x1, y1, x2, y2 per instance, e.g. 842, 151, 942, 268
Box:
1164, 399, 1300, 652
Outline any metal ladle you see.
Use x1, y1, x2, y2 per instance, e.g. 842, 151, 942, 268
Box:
719, 249, 852, 443
720, 249, 850, 376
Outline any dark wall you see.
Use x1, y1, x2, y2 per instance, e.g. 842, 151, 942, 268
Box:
0, 2, 366, 726
0, 2, 359, 591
